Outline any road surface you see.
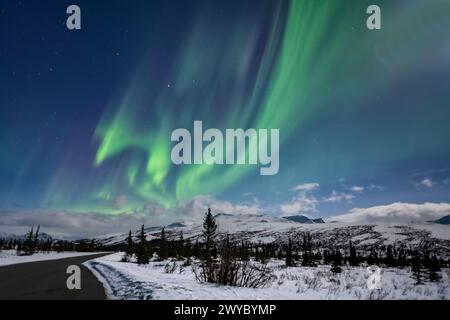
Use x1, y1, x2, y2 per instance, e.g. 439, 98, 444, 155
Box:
0, 253, 111, 300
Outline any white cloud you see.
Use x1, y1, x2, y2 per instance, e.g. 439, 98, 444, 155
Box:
368, 184, 384, 191
329, 202, 450, 223
242, 192, 254, 197
0, 209, 149, 238
0, 195, 263, 238
280, 194, 318, 215
323, 190, 355, 203
443, 178, 450, 185
350, 186, 365, 193
290, 183, 319, 192
420, 178, 436, 188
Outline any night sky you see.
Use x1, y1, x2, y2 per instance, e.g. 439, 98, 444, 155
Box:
1, 0, 450, 236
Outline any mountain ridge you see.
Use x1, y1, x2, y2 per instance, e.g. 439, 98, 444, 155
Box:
431, 214, 450, 225
85, 212, 450, 257
283, 215, 325, 224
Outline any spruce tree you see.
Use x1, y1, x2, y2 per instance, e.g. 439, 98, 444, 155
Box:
411, 252, 425, 284
240, 241, 250, 261
397, 247, 407, 267
24, 227, 34, 255
200, 208, 218, 282
136, 225, 149, 265
177, 231, 184, 260
202, 208, 217, 264
44, 238, 52, 252
349, 241, 358, 266
301, 232, 314, 266
218, 235, 236, 285
16, 242, 22, 255
159, 227, 168, 260
385, 245, 395, 267
323, 249, 332, 265
122, 230, 134, 262
426, 255, 441, 282
89, 239, 95, 252
32, 225, 40, 254
285, 238, 294, 267
193, 240, 201, 259
331, 249, 343, 273
183, 238, 192, 265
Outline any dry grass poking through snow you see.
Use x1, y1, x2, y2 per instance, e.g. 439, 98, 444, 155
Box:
274, 263, 450, 300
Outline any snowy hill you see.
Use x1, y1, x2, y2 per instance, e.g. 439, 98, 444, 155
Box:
89, 213, 450, 257
0, 231, 53, 242
0, 231, 18, 240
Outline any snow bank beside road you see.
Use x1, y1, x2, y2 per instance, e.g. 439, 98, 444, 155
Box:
0, 250, 107, 266
85, 253, 450, 300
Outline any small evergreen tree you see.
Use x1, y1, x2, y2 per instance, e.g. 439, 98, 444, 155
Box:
202, 209, 217, 261
159, 227, 168, 260
397, 247, 407, 267
200, 208, 218, 282
177, 231, 184, 260
411, 252, 425, 285
218, 235, 237, 285
349, 241, 358, 266
367, 248, 379, 265
183, 238, 193, 266
285, 238, 294, 267
331, 249, 343, 273
202, 208, 217, 262
16, 242, 22, 254
385, 245, 395, 267
426, 255, 441, 282
23, 227, 34, 255
301, 232, 314, 266
323, 249, 332, 265
239, 241, 250, 261
122, 230, 134, 262
136, 225, 150, 264
32, 225, 40, 254
193, 240, 201, 259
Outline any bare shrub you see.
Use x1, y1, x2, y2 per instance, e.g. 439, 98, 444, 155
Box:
164, 261, 177, 274
277, 273, 285, 286
121, 255, 131, 262
302, 273, 322, 290
193, 260, 275, 288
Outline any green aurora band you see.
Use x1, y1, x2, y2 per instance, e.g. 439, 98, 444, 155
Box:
71, 0, 450, 213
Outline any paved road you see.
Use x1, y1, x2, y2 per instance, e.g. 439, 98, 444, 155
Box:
0, 253, 111, 300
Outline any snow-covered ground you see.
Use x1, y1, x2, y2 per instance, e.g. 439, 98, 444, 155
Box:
0, 250, 104, 267
85, 253, 450, 300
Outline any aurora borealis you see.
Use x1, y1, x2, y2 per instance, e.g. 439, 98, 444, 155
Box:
1, 0, 450, 236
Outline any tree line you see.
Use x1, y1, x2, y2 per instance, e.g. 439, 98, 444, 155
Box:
0, 225, 108, 255
121, 208, 448, 286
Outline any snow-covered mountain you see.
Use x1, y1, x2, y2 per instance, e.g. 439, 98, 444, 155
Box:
432, 214, 450, 225
89, 213, 450, 257
283, 215, 325, 224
